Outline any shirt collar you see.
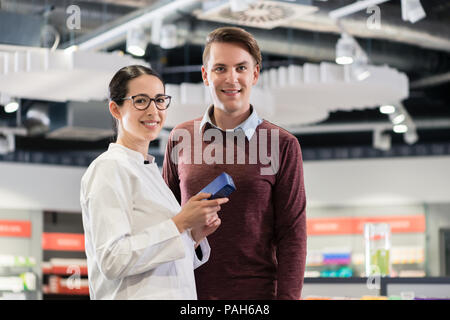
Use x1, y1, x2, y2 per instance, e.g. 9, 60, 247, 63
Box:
199, 105, 263, 141
108, 143, 155, 164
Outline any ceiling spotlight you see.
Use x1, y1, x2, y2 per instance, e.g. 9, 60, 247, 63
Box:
401, 0, 426, 24
392, 114, 405, 125
126, 27, 147, 57
404, 129, 418, 144
4, 99, 19, 113
160, 24, 178, 50
389, 109, 406, 125
0, 132, 15, 155
24, 103, 50, 136
351, 56, 371, 81
393, 124, 408, 133
379, 105, 396, 114
335, 33, 355, 65
373, 129, 391, 151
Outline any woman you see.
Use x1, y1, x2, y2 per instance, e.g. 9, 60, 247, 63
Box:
80, 65, 228, 299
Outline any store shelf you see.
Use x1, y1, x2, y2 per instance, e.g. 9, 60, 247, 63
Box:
42, 258, 88, 276
44, 276, 89, 296
42, 211, 88, 300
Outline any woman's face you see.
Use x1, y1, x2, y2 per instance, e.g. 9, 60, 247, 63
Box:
113, 74, 166, 143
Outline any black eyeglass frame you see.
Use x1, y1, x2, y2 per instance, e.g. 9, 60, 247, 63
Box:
121, 94, 172, 111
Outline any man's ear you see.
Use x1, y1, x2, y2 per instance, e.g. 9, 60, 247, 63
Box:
109, 101, 122, 121
252, 63, 260, 85
201, 65, 210, 86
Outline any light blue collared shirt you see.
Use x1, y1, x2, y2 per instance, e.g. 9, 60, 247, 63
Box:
198, 105, 263, 141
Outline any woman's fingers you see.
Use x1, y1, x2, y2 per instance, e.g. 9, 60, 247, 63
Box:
202, 198, 229, 207
193, 192, 212, 201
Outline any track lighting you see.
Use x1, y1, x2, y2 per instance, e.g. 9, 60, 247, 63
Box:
401, 0, 426, 24
160, 24, 178, 50
391, 113, 405, 125
373, 128, 391, 151
126, 27, 147, 57
351, 55, 371, 81
4, 99, 19, 113
393, 124, 408, 133
0, 131, 14, 155
379, 105, 396, 114
336, 32, 371, 80
335, 33, 355, 65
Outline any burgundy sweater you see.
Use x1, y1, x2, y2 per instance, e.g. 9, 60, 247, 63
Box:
162, 118, 307, 300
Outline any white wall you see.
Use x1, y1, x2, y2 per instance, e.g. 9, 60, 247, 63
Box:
304, 156, 450, 207
0, 156, 450, 211
0, 162, 85, 212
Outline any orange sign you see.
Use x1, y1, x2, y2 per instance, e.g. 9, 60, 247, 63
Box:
0, 220, 31, 238
307, 215, 425, 236
42, 233, 85, 251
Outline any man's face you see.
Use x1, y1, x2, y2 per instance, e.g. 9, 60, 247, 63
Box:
202, 42, 260, 117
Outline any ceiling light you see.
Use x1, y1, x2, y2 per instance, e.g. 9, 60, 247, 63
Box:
393, 124, 408, 133
336, 56, 353, 65
126, 27, 147, 57
335, 33, 355, 65
75, 0, 199, 51
404, 129, 418, 144
379, 105, 396, 114
401, 0, 426, 24
373, 129, 391, 151
351, 56, 371, 81
24, 104, 50, 136
0, 132, 14, 155
64, 45, 78, 54
392, 114, 405, 125
389, 109, 406, 124
4, 100, 19, 113
160, 24, 178, 50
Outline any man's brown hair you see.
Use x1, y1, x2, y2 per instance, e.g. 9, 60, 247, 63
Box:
202, 27, 262, 68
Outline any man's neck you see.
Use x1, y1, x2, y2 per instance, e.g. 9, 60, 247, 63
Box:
211, 106, 251, 130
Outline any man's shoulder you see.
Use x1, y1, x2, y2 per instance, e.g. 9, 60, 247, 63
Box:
258, 119, 299, 144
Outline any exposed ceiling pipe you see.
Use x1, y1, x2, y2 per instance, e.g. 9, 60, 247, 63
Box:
181, 21, 449, 74
0, 0, 139, 34
285, 1, 450, 53
63, 0, 201, 51
2, 0, 449, 54
410, 72, 450, 89
286, 118, 450, 135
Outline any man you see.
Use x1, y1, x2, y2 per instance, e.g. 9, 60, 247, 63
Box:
162, 27, 307, 300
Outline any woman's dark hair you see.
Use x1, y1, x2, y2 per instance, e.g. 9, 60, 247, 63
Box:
108, 65, 164, 137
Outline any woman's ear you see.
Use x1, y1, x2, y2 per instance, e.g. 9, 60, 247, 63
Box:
109, 101, 122, 120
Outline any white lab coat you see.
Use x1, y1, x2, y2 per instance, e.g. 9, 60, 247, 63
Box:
80, 143, 210, 299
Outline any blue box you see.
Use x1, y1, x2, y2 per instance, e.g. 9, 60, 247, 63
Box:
199, 172, 236, 200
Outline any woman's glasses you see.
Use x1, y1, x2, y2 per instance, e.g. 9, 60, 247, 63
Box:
122, 94, 171, 111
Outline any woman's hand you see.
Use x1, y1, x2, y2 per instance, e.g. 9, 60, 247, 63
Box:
191, 216, 222, 247
171, 193, 228, 234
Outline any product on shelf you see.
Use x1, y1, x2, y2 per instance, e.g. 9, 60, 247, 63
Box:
364, 223, 391, 277
42, 258, 87, 276
0, 255, 36, 268
0, 272, 36, 292
48, 275, 89, 295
